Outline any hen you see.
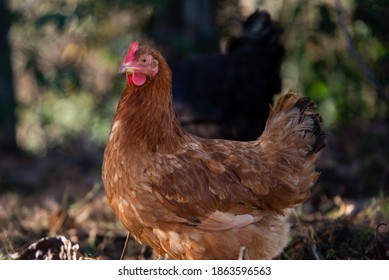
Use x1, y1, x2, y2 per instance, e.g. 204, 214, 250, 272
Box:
102, 41, 326, 259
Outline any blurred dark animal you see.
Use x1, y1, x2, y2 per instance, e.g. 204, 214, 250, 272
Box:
172, 10, 284, 140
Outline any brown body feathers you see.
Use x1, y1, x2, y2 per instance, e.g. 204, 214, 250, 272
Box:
102, 44, 326, 259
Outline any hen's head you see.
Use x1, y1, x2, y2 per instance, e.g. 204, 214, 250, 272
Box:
119, 41, 159, 86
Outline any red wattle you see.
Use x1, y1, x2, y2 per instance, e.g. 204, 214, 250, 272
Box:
126, 73, 146, 86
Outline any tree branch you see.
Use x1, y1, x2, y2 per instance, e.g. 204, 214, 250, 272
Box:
335, 0, 389, 104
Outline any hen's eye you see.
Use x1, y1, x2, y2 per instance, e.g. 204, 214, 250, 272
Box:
141, 57, 148, 64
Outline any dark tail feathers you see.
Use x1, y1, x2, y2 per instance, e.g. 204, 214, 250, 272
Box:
293, 96, 326, 155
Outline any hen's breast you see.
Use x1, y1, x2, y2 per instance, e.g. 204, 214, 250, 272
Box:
102, 120, 149, 235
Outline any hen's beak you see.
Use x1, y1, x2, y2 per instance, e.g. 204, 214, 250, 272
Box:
119, 63, 138, 74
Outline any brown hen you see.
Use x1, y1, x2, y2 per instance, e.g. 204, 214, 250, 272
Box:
102, 41, 326, 259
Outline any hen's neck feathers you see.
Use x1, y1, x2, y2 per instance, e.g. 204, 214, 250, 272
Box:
114, 49, 185, 153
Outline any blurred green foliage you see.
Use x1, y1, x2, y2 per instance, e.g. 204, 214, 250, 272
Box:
8, 0, 389, 154
10, 0, 154, 153
277, 0, 388, 127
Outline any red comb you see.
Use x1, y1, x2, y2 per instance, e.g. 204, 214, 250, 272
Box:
123, 41, 139, 64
